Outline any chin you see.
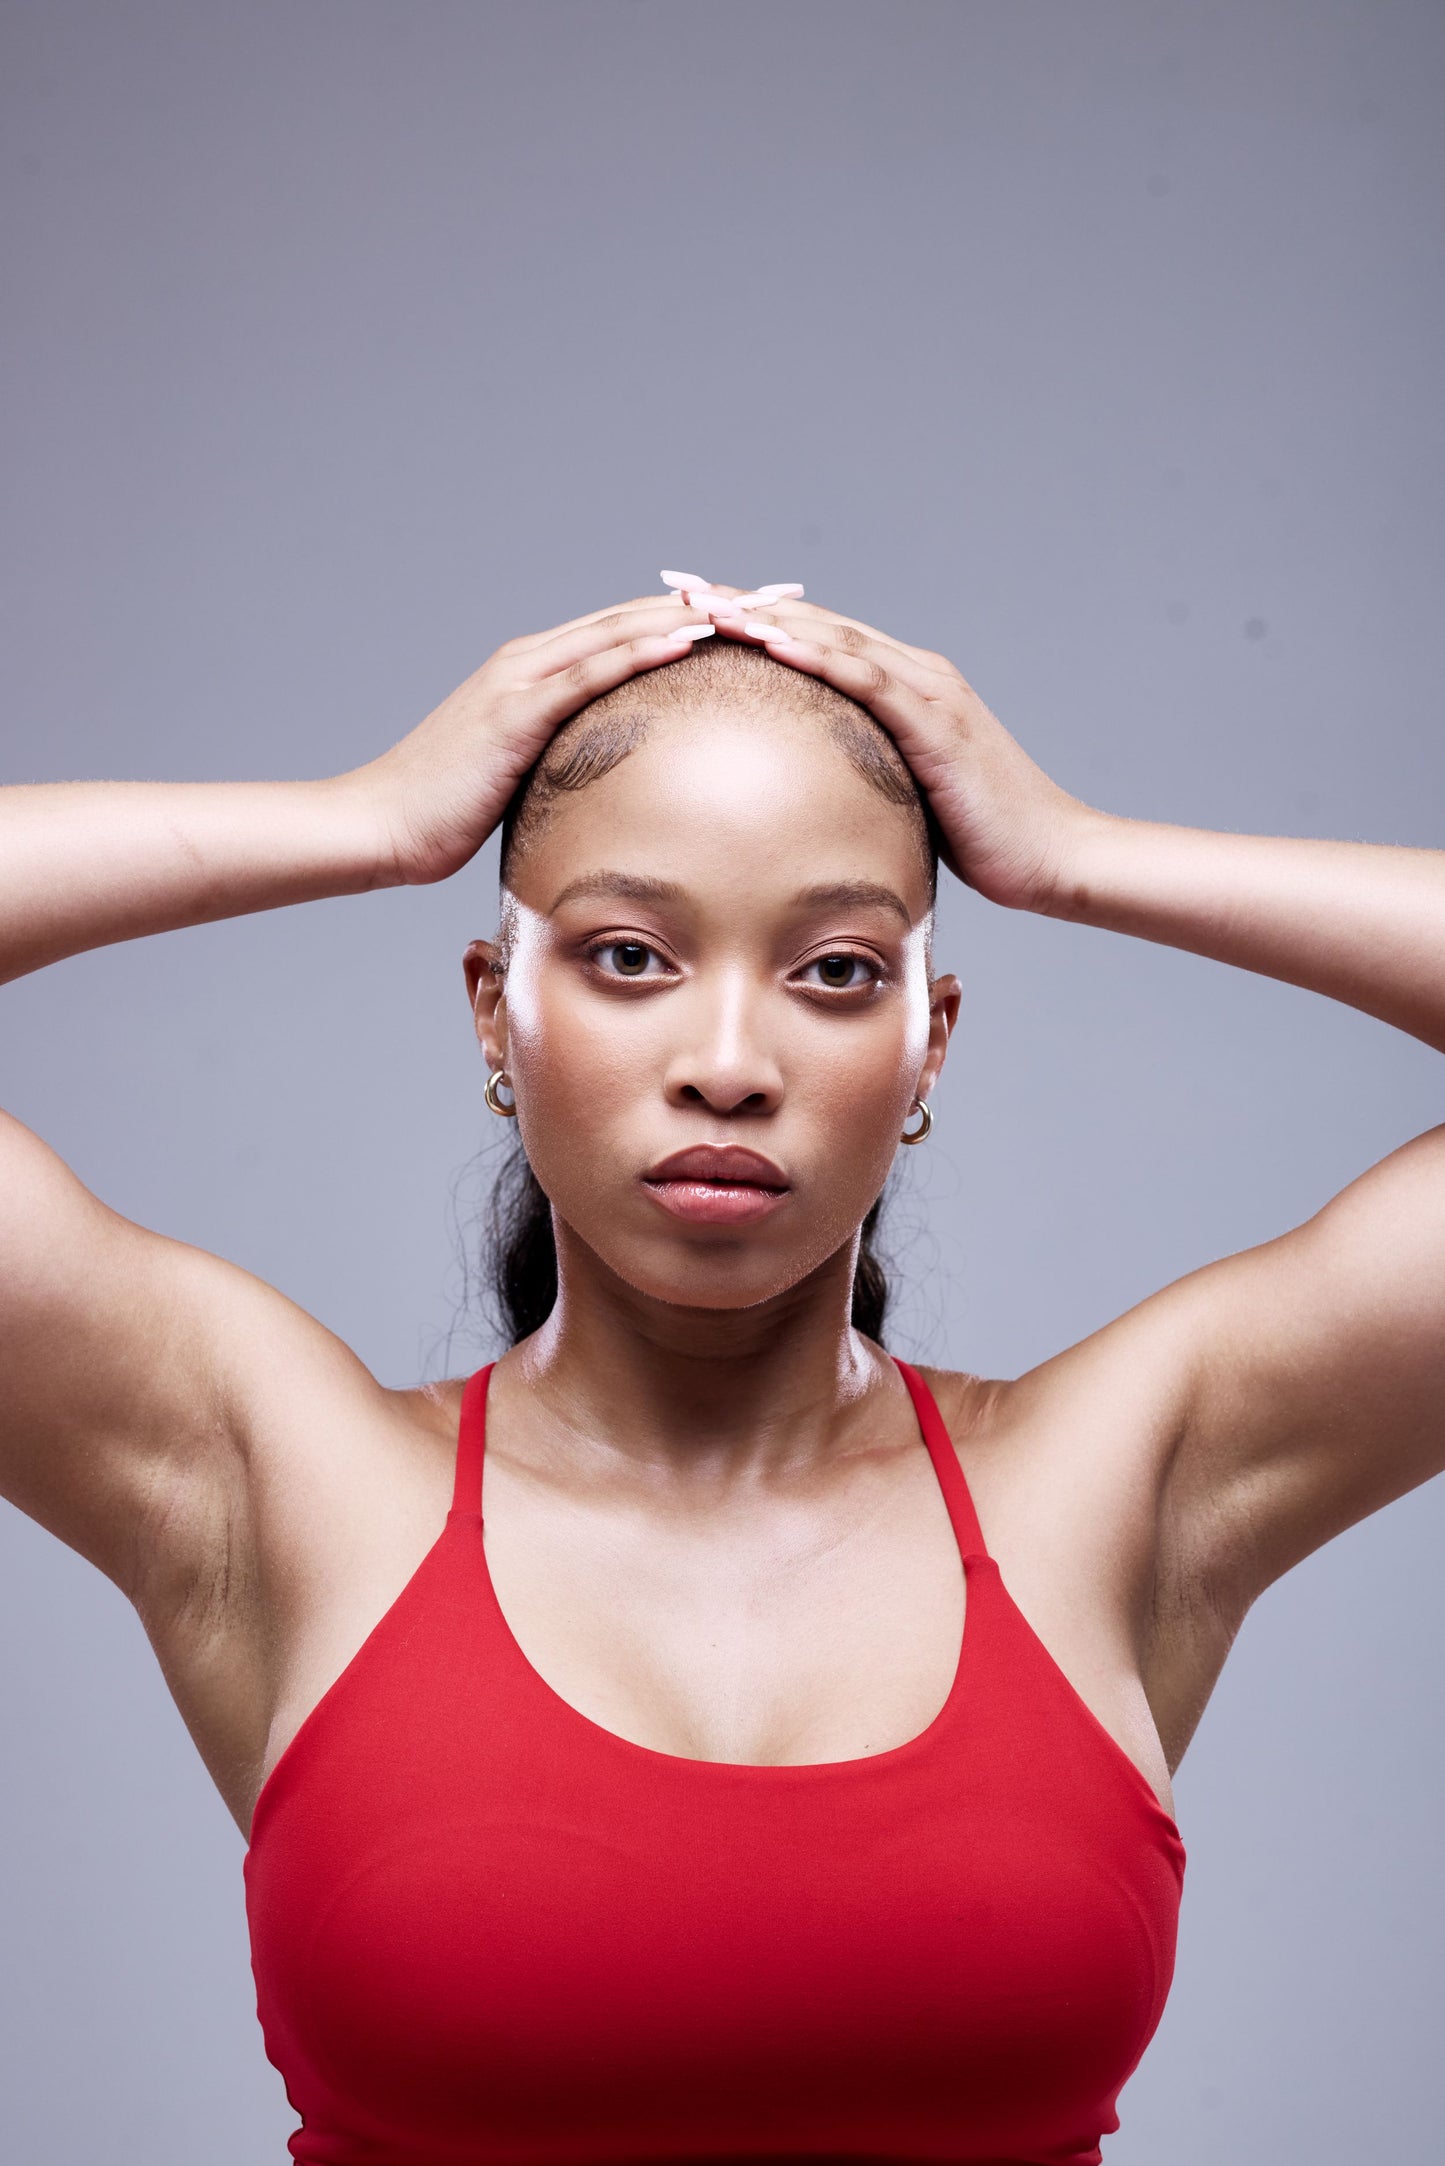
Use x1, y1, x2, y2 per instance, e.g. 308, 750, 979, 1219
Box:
580, 1215, 852, 1318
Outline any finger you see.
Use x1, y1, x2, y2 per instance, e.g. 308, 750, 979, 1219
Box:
733, 583, 806, 608
784, 604, 953, 678
661, 573, 759, 608
725, 623, 950, 756
505, 592, 696, 653
505, 578, 770, 652
517, 603, 715, 675
712, 601, 951, 702
708, 592, 950, 680
524, 624, 723, 732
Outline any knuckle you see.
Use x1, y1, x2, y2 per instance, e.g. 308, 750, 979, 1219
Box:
863, 657, 892, 695
836, 624, 867, 655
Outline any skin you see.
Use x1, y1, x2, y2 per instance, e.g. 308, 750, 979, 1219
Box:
0, 585, 1442, 1851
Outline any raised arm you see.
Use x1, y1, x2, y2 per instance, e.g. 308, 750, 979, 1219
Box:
1036, 812, 1445, 1611
1047, 814, 1445, 1056
0, 774, 389, 987
712, 591, 1445, 1623
0, 597, 717, 1606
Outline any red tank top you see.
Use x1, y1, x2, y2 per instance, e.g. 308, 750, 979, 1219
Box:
245, 1358, 1186, 2164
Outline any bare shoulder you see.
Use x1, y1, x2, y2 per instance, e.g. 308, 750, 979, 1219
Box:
907, 1335, 1192, 1553
907, 1326, 1217, 1765
902, 1343, 1208, 1796
118, 1274, 466, 1837
0, 1102, 412, 1607
0, 1125, 468, 1837
902, 1131, 1445, 1777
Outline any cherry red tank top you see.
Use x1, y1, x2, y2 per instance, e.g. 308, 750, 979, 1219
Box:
245, 1359, 1186, 2164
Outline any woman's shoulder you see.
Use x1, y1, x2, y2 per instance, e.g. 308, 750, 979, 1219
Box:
904, 1362, 1011, 1445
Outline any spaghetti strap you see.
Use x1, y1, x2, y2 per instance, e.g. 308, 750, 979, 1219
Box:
892, 1357, 990, 1562
449, 1363, 494, 1520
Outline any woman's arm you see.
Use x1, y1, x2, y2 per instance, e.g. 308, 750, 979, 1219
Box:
1044, 814, 1445, 1055
1027, 811, 1445, 1609
717, 592, 1445, 1619
0, 596, 716, 1605
0, 777, 392, 987
1, 597, 716, 985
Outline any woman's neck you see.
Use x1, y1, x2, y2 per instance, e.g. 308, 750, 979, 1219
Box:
497, 1227, 897, 1479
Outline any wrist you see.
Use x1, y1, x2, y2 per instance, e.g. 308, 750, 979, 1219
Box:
326, 763, 419, 891
1026, 802, 1132, 921
1032, 806, 1193, 928
973, 790, 1117, 919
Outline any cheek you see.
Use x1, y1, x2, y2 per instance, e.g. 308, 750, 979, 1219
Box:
502, 968, 653, 1180
786, 1007, 927, 1216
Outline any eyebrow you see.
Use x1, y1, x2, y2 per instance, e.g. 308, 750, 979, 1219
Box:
792, 880, 915, 927
548, 872, 687, 912
548, 871, 915, 927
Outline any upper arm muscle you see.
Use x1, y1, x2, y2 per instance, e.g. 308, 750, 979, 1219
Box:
1158, 1123, 1445, 1613
0, 1106, 343, 1607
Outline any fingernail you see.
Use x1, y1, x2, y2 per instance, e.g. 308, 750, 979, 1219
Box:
661, 569, 712, 593
749, 583, 805, 603
736, 617, 777, 640
666, 623, 716, 645
756, 627, 798, 649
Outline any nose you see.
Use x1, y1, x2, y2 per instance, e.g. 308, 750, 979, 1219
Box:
661, 972, 783, 1118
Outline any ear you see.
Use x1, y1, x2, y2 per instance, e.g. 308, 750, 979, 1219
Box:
463, 938, 508, 1069
916, 971, 962, 1102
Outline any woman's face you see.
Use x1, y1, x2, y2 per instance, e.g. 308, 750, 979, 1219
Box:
466, 707, 960, 1317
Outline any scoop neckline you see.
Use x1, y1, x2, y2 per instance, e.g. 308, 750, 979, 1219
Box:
471, 1362, 983, 1781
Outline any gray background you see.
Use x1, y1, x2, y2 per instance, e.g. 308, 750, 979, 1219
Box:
1, 1, 1441, 2157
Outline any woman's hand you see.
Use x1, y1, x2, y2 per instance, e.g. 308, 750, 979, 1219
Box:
348, 596, 718, 886
703, 592, 1093, 912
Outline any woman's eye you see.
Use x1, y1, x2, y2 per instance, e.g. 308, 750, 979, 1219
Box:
803, 953, 879, 991
592, 940, 662, 978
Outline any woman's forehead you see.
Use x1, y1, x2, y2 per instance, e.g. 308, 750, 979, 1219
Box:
507, 706, 933, 909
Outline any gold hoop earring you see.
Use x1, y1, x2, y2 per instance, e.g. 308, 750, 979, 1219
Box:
900, 1098, 933, 1146
484, 1067, 517, 1118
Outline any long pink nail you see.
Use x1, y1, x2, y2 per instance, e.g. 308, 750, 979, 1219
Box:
665, 623, 716, 645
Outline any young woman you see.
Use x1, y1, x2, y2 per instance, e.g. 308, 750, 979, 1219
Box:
2, 575, 1441, 2164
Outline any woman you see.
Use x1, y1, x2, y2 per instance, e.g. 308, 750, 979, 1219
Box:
2, 574, 1441, 2164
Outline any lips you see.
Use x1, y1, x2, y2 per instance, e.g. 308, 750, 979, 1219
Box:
644, 1145, 789, 1188
641, 1144, 792, 1227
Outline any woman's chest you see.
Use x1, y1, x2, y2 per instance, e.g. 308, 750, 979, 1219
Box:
245, 1506, 1186, 2166
477, 1443, 971, 1767
164, 1371, 1183, 1836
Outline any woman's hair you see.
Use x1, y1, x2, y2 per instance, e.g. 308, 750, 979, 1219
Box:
480, 640, 940, 1349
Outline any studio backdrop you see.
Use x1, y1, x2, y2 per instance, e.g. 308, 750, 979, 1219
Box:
1, 4, 1441, 2161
